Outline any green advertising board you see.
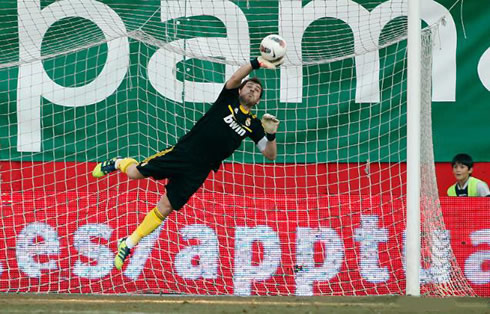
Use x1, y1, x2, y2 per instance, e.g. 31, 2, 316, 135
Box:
0, 0, 488, 163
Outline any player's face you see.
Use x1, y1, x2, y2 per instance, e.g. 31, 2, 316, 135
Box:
453, 163, 472, 182
239, 82, 262, 107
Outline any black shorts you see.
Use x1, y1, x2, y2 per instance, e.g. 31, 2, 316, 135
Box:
136, 147, 211, 210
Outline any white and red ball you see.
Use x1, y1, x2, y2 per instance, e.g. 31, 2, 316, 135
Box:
260, 34, 287, 62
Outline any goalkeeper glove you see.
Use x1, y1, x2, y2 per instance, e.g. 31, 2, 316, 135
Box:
261, 114, 280, 141
251, 57, 284, 70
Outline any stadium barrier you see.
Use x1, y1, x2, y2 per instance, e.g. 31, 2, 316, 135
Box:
1, 191, 488, 296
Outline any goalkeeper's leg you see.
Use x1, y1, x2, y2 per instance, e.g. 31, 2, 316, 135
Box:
114, 194, 173, 270
92, 157, 144, 179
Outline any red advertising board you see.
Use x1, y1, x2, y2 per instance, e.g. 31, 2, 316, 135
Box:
0, 191, 488, 296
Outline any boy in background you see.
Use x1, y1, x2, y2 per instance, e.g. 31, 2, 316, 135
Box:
447, 153, 490, 197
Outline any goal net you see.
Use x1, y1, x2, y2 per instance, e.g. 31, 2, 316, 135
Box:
0, 0, 474, 296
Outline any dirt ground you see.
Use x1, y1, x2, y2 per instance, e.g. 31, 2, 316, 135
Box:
0, 294, 488, 314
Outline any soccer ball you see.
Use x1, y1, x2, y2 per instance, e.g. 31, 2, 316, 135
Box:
260, 34, 287, 62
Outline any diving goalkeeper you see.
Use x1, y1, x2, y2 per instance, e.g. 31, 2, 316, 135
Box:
92, 56, 282, 270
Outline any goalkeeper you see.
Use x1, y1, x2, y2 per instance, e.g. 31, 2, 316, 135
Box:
92, 56, 282, 270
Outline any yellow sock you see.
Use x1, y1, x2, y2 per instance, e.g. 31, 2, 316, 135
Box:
126, 207, 164, 248
118, 158, 138, 173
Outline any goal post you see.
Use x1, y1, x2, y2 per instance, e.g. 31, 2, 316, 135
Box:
0, 0, 477, 296
406, 0, 422, 297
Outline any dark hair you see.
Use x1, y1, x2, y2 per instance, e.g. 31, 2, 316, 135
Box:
239, 77, 263, 99
451, 153, 473, 169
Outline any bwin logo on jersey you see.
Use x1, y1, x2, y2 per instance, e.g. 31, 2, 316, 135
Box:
223, 114, 246, 136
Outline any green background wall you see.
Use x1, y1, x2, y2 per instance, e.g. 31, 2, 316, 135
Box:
0, 0, 488, 163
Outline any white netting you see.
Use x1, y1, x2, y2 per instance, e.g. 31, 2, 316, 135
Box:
0, 0, 473, 296
419, 27, 475, 297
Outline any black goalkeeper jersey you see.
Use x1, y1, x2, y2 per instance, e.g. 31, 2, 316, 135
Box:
172, 85, 266, 170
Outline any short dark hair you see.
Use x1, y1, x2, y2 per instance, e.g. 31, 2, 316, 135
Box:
239, 77, 263, 99
451, 153, 473, 169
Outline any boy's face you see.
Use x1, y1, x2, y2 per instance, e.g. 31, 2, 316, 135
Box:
452, 162, 473, 182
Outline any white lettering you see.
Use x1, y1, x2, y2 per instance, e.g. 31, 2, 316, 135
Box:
175, 224, 219, 280
229, 121, 240, 130
223, 114, 234, 124
420, 0, 457, 101
279, 0, 381, 103
465, 229, 490, 285
124, 224, 165, 280
354, 216, 389, 283
73, 224, 114, 279
223, 114, 246, 136
17, 0, 129, 152
233, 226, 281, 296
279, 0, 457, 103
477, 48, 490, 91
295, 227, 344, 296
423, 230, 451, 284
402, 230, 451, 284
148, 0, 249, 103
16, 222, 60, 278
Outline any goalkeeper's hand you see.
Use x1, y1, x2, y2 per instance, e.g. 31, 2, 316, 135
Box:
257, 56, 284, 69
261, 113, 280, 134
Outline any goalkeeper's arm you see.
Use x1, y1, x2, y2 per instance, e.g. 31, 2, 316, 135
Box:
225, 57, 283, 90
260, 114, 279, 160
